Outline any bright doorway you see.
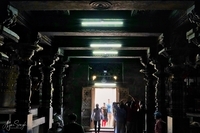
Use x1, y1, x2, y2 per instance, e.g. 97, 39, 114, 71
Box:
94, 88, 116, 128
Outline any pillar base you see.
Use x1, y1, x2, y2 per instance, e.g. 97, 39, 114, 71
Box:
167, 116, 189, 133
38, 107, 53, 133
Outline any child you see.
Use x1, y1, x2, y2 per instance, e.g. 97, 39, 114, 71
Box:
154, 111, 166, 133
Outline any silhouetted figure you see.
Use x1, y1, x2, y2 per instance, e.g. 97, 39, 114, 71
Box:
107, 99, 113, 127
48, 110, 64, 133
125, 95, 139, 133
48, 122, 63, 133
138, 100, 145, 133
63, 113, 85, 133
53, 110, 64, 128
113, 102, 126, 133
101, 103, 108, 127
91, 104, 103, 133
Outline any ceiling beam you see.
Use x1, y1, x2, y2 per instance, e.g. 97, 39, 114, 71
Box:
10, 1, 194, 11
40, 32, 161, 37
61, 47, 149, 50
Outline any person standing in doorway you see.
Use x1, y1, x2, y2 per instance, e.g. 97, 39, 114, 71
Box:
91, 103, 103, 133
101, 102, 108, 127
107, 99, 113, 127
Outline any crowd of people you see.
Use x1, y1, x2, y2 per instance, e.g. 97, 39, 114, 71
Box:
47, 95, 166, 133
112, 95, 145, 133
90, 95, 145, 133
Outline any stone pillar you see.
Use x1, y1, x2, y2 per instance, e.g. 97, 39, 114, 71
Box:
165, 29, 190, 133
0, 34, 19, 108
140, 56, 157, 133
139, 56, 148, 133
30, 59, 44, 106
52, 56, 66, 116
38, 47, 58, 133
152, 56, 168, 122
10, 43, 38, 133
146, 63, 157, 133
166, 56, 189, 133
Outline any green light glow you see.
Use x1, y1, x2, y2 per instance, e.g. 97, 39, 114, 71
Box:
93, 51, 118, 55
94, 83, 116, 86
81, 20, 123, 27
90, 44, 122, 47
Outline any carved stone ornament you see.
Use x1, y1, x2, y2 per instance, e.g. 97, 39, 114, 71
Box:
188, 9, 200, 27
0, 24, 19, 43
90, 0, 112, 10
0, 35, 4, 46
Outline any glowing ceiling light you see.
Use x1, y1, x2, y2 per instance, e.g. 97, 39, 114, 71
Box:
93, 51, 118, 55
90, 44, 122, 48
81, 21, 123, 27
113, 76, 117, 80
94, 83, 116, 86
92, 75, 97, 80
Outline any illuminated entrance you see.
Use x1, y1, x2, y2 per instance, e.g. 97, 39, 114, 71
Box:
81, 86, 129, 131
94, 88, 116, 128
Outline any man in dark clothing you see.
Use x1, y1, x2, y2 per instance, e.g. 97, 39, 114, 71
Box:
125, 95, 139, 133
63, 113, 85, 133
113, 102, 126, 133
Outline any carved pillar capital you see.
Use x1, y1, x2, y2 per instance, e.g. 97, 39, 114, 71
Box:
187, 2, 200, 27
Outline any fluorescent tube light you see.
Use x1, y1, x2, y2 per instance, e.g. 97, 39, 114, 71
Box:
94, 83, 116, 86
93, 51, 118, 55
81, 21, 123, 27
90, 44, 122, 48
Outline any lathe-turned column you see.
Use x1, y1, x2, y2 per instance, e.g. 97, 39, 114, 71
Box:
146, 63, 157, 133
41, 59, 55, 109
52, 56, 66, 116
0, 2, 21, 109
0, 35, 19, 108
166, 56, 189, 133
10, 43, 38, 133
38, 48, 58, 133
30, 59, 44, 106
140, 56, 157, 133
152, 56, 168, 122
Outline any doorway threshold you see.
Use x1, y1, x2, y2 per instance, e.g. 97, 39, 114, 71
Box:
87, 128, 114, 132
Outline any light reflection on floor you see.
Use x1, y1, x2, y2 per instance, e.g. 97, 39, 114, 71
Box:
85, 127, 114, 133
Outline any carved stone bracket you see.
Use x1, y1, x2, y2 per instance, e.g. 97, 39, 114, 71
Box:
188, 6, 200, 27
0, 24, 19, 63
37, 32, 52, 46
0, 5, 19, 43
3, 5, 18, 29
